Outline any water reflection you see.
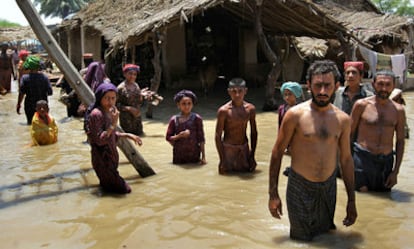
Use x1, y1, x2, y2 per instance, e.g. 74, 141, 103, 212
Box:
0, 81, 413, 249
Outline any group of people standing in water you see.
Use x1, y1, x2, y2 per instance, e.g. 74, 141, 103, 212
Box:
269, 60, 406, 241
9, 52, 407, 242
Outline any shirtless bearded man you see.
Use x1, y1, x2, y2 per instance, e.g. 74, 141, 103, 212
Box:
268, 60, 357, 241
350, 70, 405, 192
215, 78, 257, 174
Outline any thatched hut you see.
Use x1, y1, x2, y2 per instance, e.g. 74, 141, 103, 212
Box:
55, 0, 414, 109
57, 0, 353, 85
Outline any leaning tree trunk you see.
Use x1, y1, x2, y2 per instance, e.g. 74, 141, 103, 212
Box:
146, 30, 164, 118
336, 31, 352, 61
255, 0, 282, 111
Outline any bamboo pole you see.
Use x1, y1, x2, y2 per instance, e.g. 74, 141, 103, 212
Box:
16, 0, 155, 177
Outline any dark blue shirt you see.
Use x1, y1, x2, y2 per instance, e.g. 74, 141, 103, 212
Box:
20, 72, 52, 108
333, 84, 373, 115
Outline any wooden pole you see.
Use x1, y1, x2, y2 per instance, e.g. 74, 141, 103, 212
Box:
16, 0, 155, 177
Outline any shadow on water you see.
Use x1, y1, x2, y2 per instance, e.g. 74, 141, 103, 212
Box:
58, 116, 82, 124
358, 189, 414, 203
0, 163, 148, 209
272, 229, 364, 249
389, 189, 414, 202
0, 168, 95, 210
0, 186, 92, 210
216, 169, 263, 180
168, 163, 206, 170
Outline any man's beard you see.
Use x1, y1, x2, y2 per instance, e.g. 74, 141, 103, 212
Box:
376, 91, 391, 100
311, 92, 335, 107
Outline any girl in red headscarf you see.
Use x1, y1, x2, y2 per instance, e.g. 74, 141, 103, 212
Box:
116, 64, 150, 135
17, 50, 30, 89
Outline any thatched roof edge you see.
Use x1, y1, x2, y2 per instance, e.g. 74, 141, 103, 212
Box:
61, 0, 411, 48
0, 26, 37, 43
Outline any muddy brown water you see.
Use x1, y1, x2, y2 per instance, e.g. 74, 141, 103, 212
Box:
0, 80, 413, 249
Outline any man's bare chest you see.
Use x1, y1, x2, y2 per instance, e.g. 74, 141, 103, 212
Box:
228, 108, 249, 121
362, 106, 396, 127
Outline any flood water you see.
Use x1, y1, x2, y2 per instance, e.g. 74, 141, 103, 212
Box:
0, 80, 413, 249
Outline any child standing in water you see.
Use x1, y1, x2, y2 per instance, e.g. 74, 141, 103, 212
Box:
166, 90, 206, 165
30, 100, 58, 146
215, 78, 257, 174
278, 81, 303, 176
117, 64, 150, 136
278, 81, 303, 130
86, 83, 142, 194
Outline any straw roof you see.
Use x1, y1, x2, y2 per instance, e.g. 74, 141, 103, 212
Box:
0, 26, 37, 43
63, 0, 353, 46
60, 0, 411, 50
318, 1, 411, 45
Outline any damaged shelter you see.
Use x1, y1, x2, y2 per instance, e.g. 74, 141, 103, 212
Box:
54, 0, 414, 110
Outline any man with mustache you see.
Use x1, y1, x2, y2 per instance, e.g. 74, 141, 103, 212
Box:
268, 60, 357, 241
350, 70, 406, 192
334, 61, 373, 114
333, 61, 374, 178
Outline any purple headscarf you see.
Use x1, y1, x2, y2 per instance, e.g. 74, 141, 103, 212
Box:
84, 62, 107, 92
93, 82, 117, 109
84, 83, 117, 132
173, 89, 198, 104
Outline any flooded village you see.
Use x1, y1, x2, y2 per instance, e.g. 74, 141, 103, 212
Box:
1, 0, 414, 248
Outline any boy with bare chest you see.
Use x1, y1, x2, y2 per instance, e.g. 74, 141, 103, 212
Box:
351, 70, 405, 192
215, 78, 257, 174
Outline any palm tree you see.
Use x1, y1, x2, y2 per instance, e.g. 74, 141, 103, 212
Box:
33, 0, 90, 19
371, 0, 414, 16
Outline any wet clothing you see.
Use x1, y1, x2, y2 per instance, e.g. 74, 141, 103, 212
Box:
116, 81, 143, 135
20, 73, 52, 124
30, 112, 58, 146
353, 143, 394, 192
277, 104, 289, 130
333, 84, 373, 177
59, 79, 81, 117
333, 85, 373, 115
84, 62, 107, 92
87, 106, 131, 194
166, 113, 205, 164
286, 169, 337, 241
17, 59, 29, 87
0, 53, 13, 92
220, 142, 255, 172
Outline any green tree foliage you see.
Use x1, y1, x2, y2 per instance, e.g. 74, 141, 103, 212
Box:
33, 0, 91, 19
0, 19, 21, 28
371, 0, 414, 16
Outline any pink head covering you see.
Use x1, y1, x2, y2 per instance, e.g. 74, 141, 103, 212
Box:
18, 50, 29, 59
123, 64, 140, 73
344, 61, 364, 72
